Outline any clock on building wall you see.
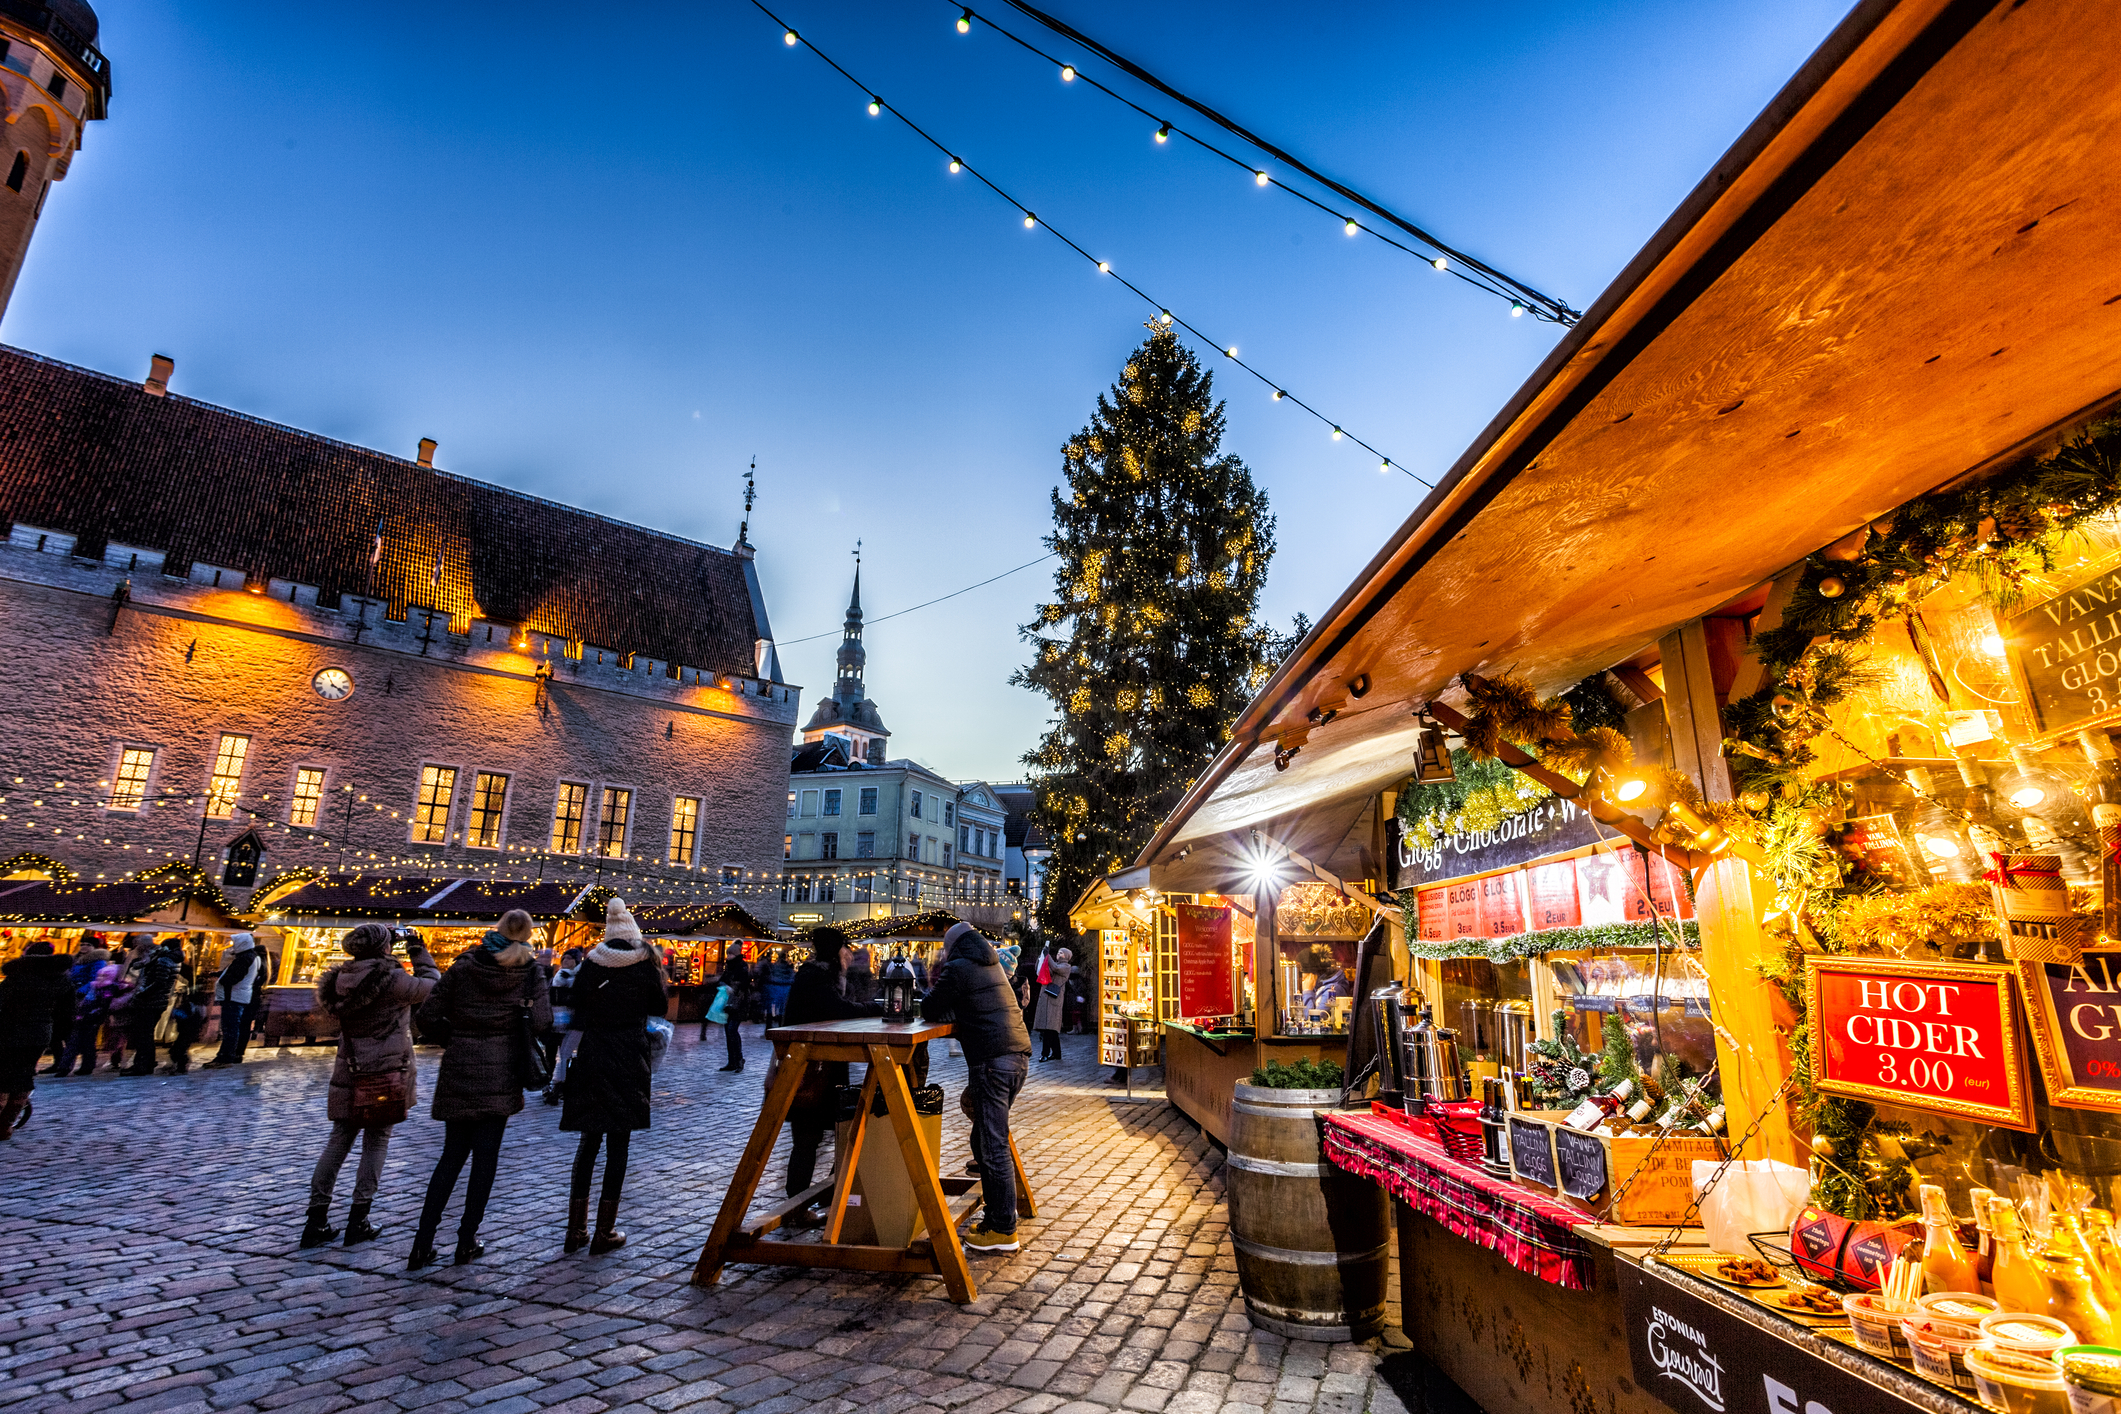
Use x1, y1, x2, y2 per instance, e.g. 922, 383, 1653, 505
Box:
312, 667, 355, 700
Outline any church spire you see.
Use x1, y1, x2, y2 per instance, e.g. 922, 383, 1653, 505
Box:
835, 541, 865, 702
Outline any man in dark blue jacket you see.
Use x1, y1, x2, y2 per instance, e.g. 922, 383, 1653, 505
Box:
921, 921, 1032, 1252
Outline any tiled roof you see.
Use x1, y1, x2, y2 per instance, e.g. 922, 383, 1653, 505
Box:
0, 345, 761, 675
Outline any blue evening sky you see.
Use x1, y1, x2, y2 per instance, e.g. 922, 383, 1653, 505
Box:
4, 1, 1849, 784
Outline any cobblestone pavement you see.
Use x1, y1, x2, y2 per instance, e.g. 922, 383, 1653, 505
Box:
0, 1026, 1419, 1414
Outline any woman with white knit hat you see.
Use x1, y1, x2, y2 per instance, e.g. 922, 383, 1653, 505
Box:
558, 896, 669, 1254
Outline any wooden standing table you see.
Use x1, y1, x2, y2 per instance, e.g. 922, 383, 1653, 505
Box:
691, 1017, 1036, 1302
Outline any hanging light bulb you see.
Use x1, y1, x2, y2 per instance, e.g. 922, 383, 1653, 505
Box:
1344, 218, 1358, 236
784, 29, 798, 45
1224, 346, 1237, 358
948, 156, 962, 172
1272, 389, 1284, 401
1379, 459, 1390, 474
1096, 260, 1110, 273
1431, 256, 1448, 271
1154, 123, 1170, 143
1254, 170, 1269, 186
957, 8, 971, 32
1060, 64, 1075, 81
1024, 213, 1037, 228
1159, 310, 1172, 324
868, 96, 882, 116
1331, 427, 1343, 441
1510, 301, 1525, 317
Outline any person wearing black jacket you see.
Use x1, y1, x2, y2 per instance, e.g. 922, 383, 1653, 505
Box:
559, 898, 669, 1255
120, 938, 188, 1077
920, 921, 1032, 1253
779, 927, 881, 1225
0, 941, 75, 1137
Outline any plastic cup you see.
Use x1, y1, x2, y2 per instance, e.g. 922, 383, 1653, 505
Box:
1844, 1293, 1916, 1358
2058, 1346, 2121, 1414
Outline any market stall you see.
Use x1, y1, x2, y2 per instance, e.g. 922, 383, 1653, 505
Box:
628, 902, 779, 1022
250, 873, 578, 1042
1081, 1, 2121, 1406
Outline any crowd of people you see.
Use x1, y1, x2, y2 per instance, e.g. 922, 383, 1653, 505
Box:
0, 902, 1061, 1266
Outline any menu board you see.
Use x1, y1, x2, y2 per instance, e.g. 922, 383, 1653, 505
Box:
1173, 904, 1233, 1019
2007, 560, 2121, 735
2017, 951, 2121, 1114
1553, 1125, 1609, 1202
1477, 870, 1530, 938
1447, 878, 1481, 939
1508, 1116, 1556, 1189
1805, 957, 2034, 1130
1416, 887, 1452, 942
1523, 859, 1581, 931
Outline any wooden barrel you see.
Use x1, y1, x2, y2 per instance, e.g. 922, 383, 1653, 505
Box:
1226, 1082, 1389, 1341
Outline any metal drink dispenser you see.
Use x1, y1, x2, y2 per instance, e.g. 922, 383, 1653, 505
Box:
1403, 1006, 1469, 1111
1493, 1000, 1535, 1072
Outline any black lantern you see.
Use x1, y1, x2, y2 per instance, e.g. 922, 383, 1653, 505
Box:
222, 828, 265, 888
880, 946, 919, 1022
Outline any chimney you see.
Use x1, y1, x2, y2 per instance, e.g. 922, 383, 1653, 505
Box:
144, 354, 174, 397
417, 438, 437, 467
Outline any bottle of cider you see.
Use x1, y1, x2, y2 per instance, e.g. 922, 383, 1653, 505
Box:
1920, 1184, 1980, 1295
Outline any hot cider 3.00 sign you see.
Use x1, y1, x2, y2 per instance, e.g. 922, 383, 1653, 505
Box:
1805, 957, 2034, 1131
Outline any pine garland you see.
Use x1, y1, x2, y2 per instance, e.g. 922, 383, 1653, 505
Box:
1397, 914, 1696, 962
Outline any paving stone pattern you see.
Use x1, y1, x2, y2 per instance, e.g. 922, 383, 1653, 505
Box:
0, 1028, 1419, 1414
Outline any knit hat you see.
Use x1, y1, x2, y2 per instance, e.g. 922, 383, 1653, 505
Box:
228, 931, 255, 950
603, 896, 642, 945
343, 922, 395, 959
499, 908, 535, 942
943, 920, 980, 949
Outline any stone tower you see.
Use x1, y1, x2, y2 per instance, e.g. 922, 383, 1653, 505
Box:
0, 0, 109, 321
799, 560, 891, 763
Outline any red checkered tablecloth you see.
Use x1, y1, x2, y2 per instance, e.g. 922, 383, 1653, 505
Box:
1322, 1110, 1595, 1290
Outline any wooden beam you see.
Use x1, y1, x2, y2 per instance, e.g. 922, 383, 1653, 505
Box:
1658, 620, 1735, 802
872, 1044, 977, 1303
694, 1041, 814, 1286
721, 1234, 943, 1275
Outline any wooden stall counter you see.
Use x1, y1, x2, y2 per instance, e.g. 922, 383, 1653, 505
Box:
691, 1017, 1035, 1304
1164, 1023, 1346, 1146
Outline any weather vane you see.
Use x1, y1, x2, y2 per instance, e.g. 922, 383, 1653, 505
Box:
738, 456, 757, 547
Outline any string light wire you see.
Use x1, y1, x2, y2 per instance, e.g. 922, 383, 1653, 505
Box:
752, 1, 1426, 484
984, 0, 1580, 325
945, 2, 1557, 320
777, 551, 1059, 647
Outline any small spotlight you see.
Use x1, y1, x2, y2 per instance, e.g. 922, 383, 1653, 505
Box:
868, 96, 882, 116
1254, 170, 1269, 186
784, 29, 798, 44
1024, 213, 1037, 228
1060, 64, 1075, 81
1154, 123, 1170, 143
2009, 786, 2046, 809
948, 156, 962, 172
1613, 777, 1649, 803
957, 8, 971, 32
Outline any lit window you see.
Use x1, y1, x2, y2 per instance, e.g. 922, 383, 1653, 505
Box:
859, 787, 878, 815
597, 787, 632, 858
784, 834, 794, 860
289, 767, 326, 826
468, 772, 508, 847
110, 748, 155, 811
206, 734, 249, 818
787, 792, 796, 818
670, 796, 700, 864
412, 765, 457, 843
823, 789, 842, 816
552, 783, 588, 853
822, 832, 838, 860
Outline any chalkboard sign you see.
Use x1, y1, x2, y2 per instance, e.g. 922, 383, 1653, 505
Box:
2008, 560, 2121, 735
1508, 1116, 1556, 1189
1554, 1125, 1610, 1202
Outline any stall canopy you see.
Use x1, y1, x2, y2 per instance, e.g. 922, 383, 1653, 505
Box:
0, 876, 240, 932
1136, 0, 2121, 886
839, 910, 1002, 942
254, 873, 579, 927
628, 902, 778, 941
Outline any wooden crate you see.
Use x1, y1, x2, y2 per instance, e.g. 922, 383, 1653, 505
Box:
1510, 1111, 1720, 1225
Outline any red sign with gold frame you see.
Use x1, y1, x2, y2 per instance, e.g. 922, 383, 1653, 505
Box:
1804, 956, 2034, 1131
2017, 950, 2121, 1115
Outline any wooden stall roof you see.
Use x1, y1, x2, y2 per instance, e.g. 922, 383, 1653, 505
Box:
629, 902, 778, 941
1137, 0, 2121, 889
837, 910, 1002, 943
0, 878, 237, 929
254, 873, 579, 923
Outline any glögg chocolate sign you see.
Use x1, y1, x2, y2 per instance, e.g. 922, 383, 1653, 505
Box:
2018, 951, 2121, 1115
1804, 957, 2033, 1130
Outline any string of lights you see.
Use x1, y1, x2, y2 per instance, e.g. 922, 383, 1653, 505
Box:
942, 2, 1564, 321
776, 551, 1058, 648
758, 1, 1427, 484
978, 0, 1581, 326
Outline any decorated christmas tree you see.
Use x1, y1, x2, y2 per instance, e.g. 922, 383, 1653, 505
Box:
1015, 327, 1278, 934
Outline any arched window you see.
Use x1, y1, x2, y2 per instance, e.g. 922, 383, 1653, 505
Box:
5, 152, 27, 193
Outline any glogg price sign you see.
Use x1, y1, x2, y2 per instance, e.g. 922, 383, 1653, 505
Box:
1805, 957, 2034, 1130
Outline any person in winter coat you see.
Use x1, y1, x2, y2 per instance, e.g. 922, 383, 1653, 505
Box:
0, 941, 75, 1137
119, 937, 189, 1077
763, 950, 795, 1024
1032, 948, 1073, 1062
407, 909, 551, 1269
559, 897, 669, 1254
298, 924, 441, 1248
202, 932, 273, 1069
161, 963, 212, 1074
844, 947, 877, 1007
542, 947, 585, 1106
43, 945, 110, 1076
779, 927, 883, 1225
920, 921, 1032, 1253
708, 953, 751, 1070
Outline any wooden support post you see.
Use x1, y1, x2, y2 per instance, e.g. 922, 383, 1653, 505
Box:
693, 1040, 812, 1287
1692, 857, 1798, 1164
823, 1065, 881, 1245
870, 1043, 977, 1302
1008, 1132, 1038, 1219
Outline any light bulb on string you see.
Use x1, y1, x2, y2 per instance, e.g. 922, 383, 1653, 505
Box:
948, 156, 961, 173
1154, 123, 1169, 143
956, 8, 971, 32
868, 96, 882, 116
1224, 346, 1237, 358
1024, 213, 1037, 228
784, 28, 798, 45
1432, 256, 1448, 272
1332, 427, 1343, 441
1059, 64, 1074, 81
1254, 170, 1269, 187
1344, 219, 1358, 236
1379, 460, 1391, 474
1272, 389, 1285, 401
1510, 301, 1525, 317
1159, 310, 1172, 324
1096, 260, 1109, 273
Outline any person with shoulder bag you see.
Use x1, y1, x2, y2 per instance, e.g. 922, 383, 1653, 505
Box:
302, 924, 441, 1248
558, 898, 669, 1254
705, 951, 750, 1070
407, 909, 550, 1269
119, 937, 186, 1076
201, 932, 271, 1069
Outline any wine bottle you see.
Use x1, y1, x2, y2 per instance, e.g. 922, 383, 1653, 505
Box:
1992, 1200, 2057, 1317
1969, 1186, 1997, 1294
1919, 1184, 1980, 1295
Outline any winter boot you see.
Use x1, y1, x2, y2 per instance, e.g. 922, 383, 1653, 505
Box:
0, 1094, 25, 1138
589, 1199, 626, 1255
343, 1204, 381, 1246
453, 1235, 486, 1266
299, 1205, 339, 1248
564, 1191, 591, 1254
